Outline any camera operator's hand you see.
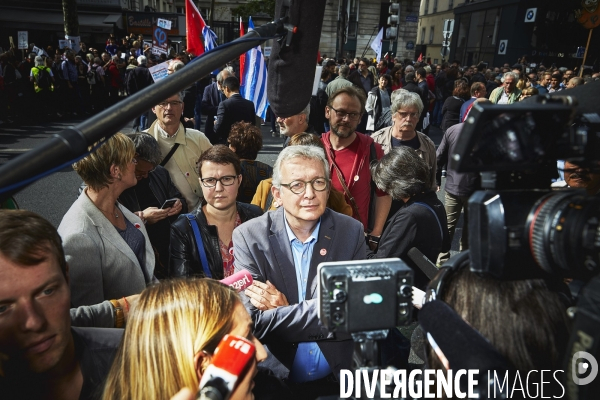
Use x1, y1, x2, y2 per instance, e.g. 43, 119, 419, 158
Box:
245, 280, 289, 310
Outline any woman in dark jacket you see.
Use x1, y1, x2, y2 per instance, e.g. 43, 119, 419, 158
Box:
441, 80, 470, 133
369, 146, 450, 290
169, 145, 262, 279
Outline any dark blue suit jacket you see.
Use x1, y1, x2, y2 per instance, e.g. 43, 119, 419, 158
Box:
233, 207, 367, 379
201, 82, 223, 142
214, 93, 256, 144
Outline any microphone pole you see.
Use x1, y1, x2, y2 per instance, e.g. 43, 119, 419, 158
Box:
0, 21, 284, 203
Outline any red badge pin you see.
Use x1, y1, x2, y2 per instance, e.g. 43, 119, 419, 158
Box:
134, 223, 141, 229
320, 248, 327, 256
185, 172, 190, 177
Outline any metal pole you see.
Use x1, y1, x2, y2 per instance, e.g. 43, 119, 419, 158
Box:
0, 23, 281, 201
580, 28, 593, 77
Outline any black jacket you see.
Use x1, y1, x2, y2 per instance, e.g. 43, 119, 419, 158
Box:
371, 191, 450, 289
118, 166, 188, 216
126, 64, 153, 95
169, 202, 263, 279
214, 93, 256, 144
201, 82, 223, 142
436, 123, 479, 196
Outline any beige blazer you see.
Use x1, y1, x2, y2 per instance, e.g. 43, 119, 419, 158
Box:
58, 190, 156, 307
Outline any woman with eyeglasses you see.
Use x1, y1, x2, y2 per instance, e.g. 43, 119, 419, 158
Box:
58, 132, 158, 307
117, 133, 187, 278
169, 145, 262, 279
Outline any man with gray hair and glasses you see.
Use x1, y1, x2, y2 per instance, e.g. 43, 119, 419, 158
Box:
234, 145, 366, 398
371, 89, 437, 192
145, 92, 212, 210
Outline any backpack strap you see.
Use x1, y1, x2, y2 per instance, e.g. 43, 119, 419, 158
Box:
184, 214, 212, 278
160, 143, 180, 167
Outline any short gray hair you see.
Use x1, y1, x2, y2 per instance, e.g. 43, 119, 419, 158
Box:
127, 133, 163, 166
299, 102, 311, 119
217, 68, 231, 84
171, 60, 185, 72
34, 56, 45, 66
339, 65, 350, 78
137, 55, 147, 65
371, 147, 429, 200
501, 71, 517, 82
404, 65, 415, 73
272, 145, 330, 189
390, 89, 423, 115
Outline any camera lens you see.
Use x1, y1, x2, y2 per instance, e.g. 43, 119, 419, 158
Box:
528, 191, 600, 279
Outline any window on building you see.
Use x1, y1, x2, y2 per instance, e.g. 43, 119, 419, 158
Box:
176, 6, 184, 14
429, 26, 435, 44
424, 0, 429, 15
433, 0, 438, 13
421, 27, 426, 44
449, 0, 454, 9
348, 0, 359, 39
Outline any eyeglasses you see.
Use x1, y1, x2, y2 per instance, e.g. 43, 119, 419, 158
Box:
201, 175, 238, 187
280, 177, 329, 194
157, 100, 183, 108
396, 111, 419, 119
328, 106, 361, 121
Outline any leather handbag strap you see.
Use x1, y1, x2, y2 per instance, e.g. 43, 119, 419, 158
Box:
331, 161, 363, 223
185, 214, 212, 278
160, 143, 180, 167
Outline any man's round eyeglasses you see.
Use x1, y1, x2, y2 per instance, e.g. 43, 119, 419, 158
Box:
328, 106, 361, 121
280, 178, 329, 194
201, 176, 238, 187
157, 100, 183, 108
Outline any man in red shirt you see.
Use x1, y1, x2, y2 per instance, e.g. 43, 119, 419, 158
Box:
321, 86, 392, 249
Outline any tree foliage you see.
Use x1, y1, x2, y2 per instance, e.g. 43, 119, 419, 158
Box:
231, 0, 276, 19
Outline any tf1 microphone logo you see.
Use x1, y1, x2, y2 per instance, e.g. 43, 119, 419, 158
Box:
572, 351, 598, 385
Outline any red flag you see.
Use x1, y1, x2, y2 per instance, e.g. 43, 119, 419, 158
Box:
186, 0, 206, 56
417, 53, 423, 62
239, 17, 245, 86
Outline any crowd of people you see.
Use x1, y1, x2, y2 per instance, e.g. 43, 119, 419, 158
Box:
1, 39, 597, 400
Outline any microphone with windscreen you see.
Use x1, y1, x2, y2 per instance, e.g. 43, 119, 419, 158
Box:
220, 270, 254, 292
197, 334, 256, 400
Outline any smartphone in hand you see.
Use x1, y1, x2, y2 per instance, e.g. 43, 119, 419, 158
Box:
161, 198, 178, 209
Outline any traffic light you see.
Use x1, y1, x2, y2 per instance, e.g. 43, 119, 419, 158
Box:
386, 1, 400, 39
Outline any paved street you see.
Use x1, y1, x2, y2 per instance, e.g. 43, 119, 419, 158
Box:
0, 114, 461, 256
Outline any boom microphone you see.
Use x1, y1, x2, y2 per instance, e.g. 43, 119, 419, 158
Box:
197, 335, 256, 400
220, 270, 254, 292
267, 0, 327, 118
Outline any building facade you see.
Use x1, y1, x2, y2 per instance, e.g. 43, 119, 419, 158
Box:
416, 0, 455, 64
318, 0, 420, 61
448, 0, 599, 69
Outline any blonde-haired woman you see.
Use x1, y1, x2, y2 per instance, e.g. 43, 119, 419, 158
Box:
58, 132, 156, 307
102, 279, 267, 400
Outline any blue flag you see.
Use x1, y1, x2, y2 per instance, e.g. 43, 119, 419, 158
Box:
240, 17, 269, 120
